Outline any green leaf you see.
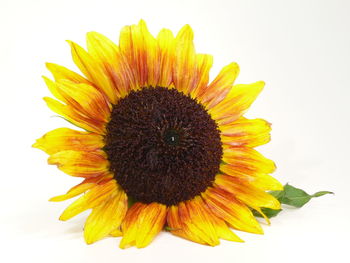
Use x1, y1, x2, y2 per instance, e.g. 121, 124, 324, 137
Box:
280, 184, 333, 208
253, 184, 333, 218
312, 191, 334, 197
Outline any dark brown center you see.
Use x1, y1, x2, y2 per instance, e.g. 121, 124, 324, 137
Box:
104, 87, 222, 206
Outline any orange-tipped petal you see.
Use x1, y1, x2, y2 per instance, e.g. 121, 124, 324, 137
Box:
139, 20, 160, 87
49, 174, 113, 202
62, 81, 110, 122
86, 31, 119, 64
220, 159, 283, 190
214, 174, 280, 224
119, 202, 167, 248
156, 28, 175, 87
48, 150, 109, 177
84, 188, 128, 244
207, 209, 244, 242
215, 174, 281, 210
50, 182, 95, 202
190, 54, 213, 99
220, 117, 271, 147
68, 40, 117, 103
203, 187, 263, 234
59, 180, 117, 221
86, 31, 136, 98
119, 20, 159, 88
43, 77, 111, 124
43, 97, 105, 134
46, 63, 90, 84
33, 127, 104, 155
209, 81, 264, 125
173, 24, 196, 95
167, 204, 206, 245
222, 147, 276, 175
183, 196, 219, 246
167, 196, 242, 246
199, 62, 240, 109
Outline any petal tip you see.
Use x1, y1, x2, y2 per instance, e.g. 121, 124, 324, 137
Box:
45, 62, 52, 69
59, 215, 68, 221
229, 62, 240, 71
42, 96, 51, 103
257, 81, 265, 89
66, 40, 78, 50
32, 140, 40, 149
138, 19, 147, 27
256, 226, 264, 235
118, 241, 128, 249
84, 235, 96, 245
42, 75, 54, 87
49, 196, 62, 202
177, 24, 194, 40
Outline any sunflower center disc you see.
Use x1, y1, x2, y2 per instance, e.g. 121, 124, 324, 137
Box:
104, 87, 222, 206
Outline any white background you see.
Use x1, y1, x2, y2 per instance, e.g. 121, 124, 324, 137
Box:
1, 0, 349, 262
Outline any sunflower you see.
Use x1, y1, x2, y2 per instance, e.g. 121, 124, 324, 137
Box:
33, 20, 283, 248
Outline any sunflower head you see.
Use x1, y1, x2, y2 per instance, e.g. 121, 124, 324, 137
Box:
33, 20, 283, 248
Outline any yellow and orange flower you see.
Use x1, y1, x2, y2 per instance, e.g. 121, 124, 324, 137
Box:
33, 20, 283, 248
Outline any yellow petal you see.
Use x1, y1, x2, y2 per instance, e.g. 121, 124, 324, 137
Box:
183, 197, 219, 246
139, 20, 160, 87
43, 97, 105, 134
157, 28, 175, 87
46, 63, 90, 84
43, 76, 111, 122
203, 204, 244, 242
33, 127, 104, 155
167, 196, 242, 245
220, 161, 283, 192
222, 147, 276, 175
59, 180, 117, 221
119, 202, 167, 249
86, 31, 136, 97
84, 188, 128, 244
59, 80, 110, 122
250, 173, 284, 191
209, 81, 264, 125
199, 62, 240, 109
43, 76, 66, 102
173, 24, 196, 94
214, 174, 281, 210
190, 54, 213, 99
203, 187, 263, 234
49, 174, 113, 202
68, 40, 117, 103
167, 205, 206, 245
48, 150, 109, 177
119, 20, 159, 88
220, 117, 271, 147
50, 182, 95, 202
